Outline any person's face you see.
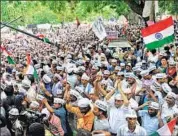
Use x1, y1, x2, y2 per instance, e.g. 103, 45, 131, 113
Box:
104, 74, 109, 79
79, 106, 89, 114
53, 77, 58, 83
148, 108, 158, 117
53, 103, 61, 109
93, 106, 100, 116
124, 93, 132, 100
126, 66, 131, 71
111, 62, 117, 67
115, 99, 123, 108
81, 79, 88, 85
121, 66, 125, 70
70, 95, 77, 102
101, 57, 105, 61
161, 58, 167, 66
127, 77, 135, 84
166, 96, 175, 105
127, 117, 137, 127
157, 78, 164, 84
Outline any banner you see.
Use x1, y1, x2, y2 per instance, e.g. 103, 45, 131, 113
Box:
106, 31, 118, 40
92, 18, 107, 40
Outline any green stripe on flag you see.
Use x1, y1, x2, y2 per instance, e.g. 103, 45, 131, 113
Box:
33, 67, 38, 80
43, 38, 50, 43
149, 131, 160, 136
7, 56, 15, 64
146, 34, 174, 50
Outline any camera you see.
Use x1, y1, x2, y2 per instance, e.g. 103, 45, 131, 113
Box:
19, 109, 46, 126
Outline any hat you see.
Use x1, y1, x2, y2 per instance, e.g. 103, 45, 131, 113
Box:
106, 86, 115, 91
22, 79, 31, 88
140, 70, 150, 77
169, 60, 176, 65
155, 73, 167, 79
92, 65, 99, 70
43, 65, 50, 74
125, 110, 137, 118
117, 71, 124, 76
126, 63, 132, 67
78, 98, 90, 108
9, 108, 19, 116
120, 63, 125, 67
42, 74, 51, 84
125, 72, 137, 79
104, 70, 110, 75
34, 64, 41, 69
36, 94, 45, 101
56, 89, 63, 95
167, 92, 177, 99
95, 100, 108, 111
30, 101, 40, 108
12, 69, 16, 73
41, 108, 50, 120
54, 74, 61, 80
56, 66, 64, 71
162, 83, 172, 93
52, 60, 57, 65
54, 98, 65, 105
115, 94, 123, 100
114, 66, 121, 71
148, 65, 156, 72
81, 73, 90, 81
148, 102, 159, 110
111, 59, 117, 63
135, 62, 142, 67
75, 86, 84, 94
70, 89, 81, 98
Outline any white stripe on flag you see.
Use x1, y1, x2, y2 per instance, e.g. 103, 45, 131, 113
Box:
157, 124, 171, 135
143, 25, 174, 44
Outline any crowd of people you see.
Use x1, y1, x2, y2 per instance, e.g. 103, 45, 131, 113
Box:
0, 19, 178, 136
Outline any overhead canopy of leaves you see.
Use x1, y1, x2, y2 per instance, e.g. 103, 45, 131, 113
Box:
1, 1, 177, 26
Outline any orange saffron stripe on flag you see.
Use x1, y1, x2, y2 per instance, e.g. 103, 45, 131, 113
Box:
141, 16, 173, 37
26, 53, 31, 65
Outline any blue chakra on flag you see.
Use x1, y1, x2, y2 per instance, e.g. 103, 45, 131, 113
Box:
155, 33, 163, 40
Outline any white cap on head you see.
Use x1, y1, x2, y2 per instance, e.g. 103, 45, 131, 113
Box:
9, 108, 19, 116
78, 98, 90, 108
111, 59, 117, 63
104, 70, 110, 75
162, 83, 172, 94
41, 108, 50, 120
70, 89, 81, 98
167, 92, 177, 99
42, 74, 51, 84
120, 63, 125, 67
43, 65, 51, 74
125, 110, 137, 118
81, 73, 90, 81
56, 66, 64, 71
106, 86, 115, 91
117, 71, 124, 76
52, 60, 57, 65
169, 60, 176, 65
54, 98, 65, 105
140, 70, 150, 77
54, 74, 61, 80
115, 66, 121, 71
34, 64, 41, 69
148, 102, 159, 110
95, 100, 108, 111
30, 101, 40, 108
22, 79, 31, 88
155, 73, 167, 79
115, 94, 123, 100
148, 65, 156, 72
75, 86, 84, 94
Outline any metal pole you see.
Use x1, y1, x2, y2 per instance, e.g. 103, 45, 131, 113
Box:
0, 22, 59, 47
1, 16, 22, 29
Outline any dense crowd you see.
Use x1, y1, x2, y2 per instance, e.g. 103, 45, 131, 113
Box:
0, 20, 178, 136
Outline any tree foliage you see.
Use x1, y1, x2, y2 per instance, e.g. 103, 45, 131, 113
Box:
1, 1, 177, 26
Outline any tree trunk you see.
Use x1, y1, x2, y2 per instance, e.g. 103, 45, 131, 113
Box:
124, 0, 144, 16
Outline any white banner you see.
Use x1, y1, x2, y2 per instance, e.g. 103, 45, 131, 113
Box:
92, 18, 107, 40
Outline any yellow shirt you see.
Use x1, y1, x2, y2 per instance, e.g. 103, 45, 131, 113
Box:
66, 103, 95, 131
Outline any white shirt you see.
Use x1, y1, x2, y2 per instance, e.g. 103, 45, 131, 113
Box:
129, 98, 138, 109
161, 102, 178, 119
117, 124, 147, 136
108, 105, 131, 134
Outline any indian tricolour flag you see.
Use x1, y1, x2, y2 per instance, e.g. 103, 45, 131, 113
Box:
150, 118, 176, 136
23, 53, 38, 79
0, 46, 15, 64
141, 17, 174, 50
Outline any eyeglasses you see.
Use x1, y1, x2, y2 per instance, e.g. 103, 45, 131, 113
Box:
128, 118, 137, 120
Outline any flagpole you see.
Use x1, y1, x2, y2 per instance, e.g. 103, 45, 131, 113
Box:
0, 22, 59, 48
1, 16, 22, 29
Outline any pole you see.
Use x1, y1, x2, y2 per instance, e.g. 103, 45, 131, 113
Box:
1, 16, 22, 29
0, 22, 59, 48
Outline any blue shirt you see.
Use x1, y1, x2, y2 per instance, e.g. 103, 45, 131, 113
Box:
54, 107, 67, 133
138, 110, 165, 135
45, 83, 52, 93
